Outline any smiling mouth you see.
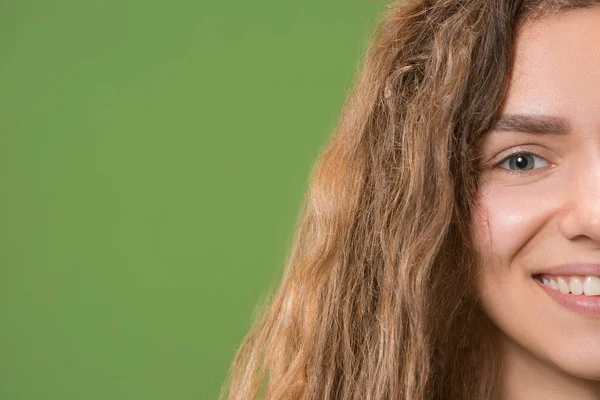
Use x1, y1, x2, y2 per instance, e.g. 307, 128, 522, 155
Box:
532, 274, 600, 296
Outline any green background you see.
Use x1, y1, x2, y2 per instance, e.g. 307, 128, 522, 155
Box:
0, 1, 387, 398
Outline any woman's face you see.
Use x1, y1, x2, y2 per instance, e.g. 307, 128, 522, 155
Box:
472, 6, 600, 386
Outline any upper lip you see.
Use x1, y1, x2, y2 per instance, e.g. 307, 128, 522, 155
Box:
532, 263, 600, 277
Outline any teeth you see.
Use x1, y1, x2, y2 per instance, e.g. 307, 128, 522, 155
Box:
584, 276, 600, 296
570, 277, 584, 295
543, 277, 551, 286
538, 275, 600, 296
557, 277, 570, 294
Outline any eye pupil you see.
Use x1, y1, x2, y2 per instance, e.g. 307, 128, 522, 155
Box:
509, 155, 533, 170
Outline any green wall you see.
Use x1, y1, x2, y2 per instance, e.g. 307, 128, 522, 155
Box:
0, 1, 387, 398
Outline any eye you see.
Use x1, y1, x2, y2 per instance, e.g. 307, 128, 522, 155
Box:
495, 151, 549, 174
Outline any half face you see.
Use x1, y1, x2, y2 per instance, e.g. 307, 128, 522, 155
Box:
472, 6, 600, 382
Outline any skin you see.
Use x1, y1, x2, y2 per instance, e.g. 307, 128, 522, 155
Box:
472, 6, 600, 400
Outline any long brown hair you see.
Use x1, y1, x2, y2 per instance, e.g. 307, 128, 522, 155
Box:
221, 1, 600, 398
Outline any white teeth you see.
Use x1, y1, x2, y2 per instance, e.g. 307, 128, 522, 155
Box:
583, 276, 600, 296
570, 277, 584, 295
539, 275, 600, 296
557, 277, 570, 294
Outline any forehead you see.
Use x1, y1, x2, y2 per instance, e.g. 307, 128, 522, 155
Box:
501, 6, 600, 129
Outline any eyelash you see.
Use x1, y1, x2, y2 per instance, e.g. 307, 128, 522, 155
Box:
493, 150, 549, 175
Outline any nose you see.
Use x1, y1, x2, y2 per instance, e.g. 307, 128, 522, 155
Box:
557, 156, 600, 243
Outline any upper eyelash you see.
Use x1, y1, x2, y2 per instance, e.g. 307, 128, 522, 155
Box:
493, 150, 548, 175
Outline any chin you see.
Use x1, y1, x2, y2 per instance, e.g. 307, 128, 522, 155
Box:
545, 337, 600, 381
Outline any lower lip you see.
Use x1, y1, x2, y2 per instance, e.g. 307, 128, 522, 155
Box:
535, 278, 600, 316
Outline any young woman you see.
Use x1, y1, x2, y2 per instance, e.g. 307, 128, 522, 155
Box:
223, 1, 600, 398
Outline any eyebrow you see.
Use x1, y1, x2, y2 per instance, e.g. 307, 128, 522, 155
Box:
490, 114, 570, 135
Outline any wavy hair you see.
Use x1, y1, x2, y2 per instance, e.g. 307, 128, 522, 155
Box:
221, 1, 600, 399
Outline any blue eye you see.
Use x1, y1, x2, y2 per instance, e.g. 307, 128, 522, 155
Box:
496, 152, 549, 174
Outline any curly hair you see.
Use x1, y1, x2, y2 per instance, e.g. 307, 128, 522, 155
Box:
221, 1, 600, 399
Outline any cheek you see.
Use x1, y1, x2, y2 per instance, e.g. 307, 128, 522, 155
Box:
470, 185, 553, 367
470, 184, 539, 270
469, 181, 552, 316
